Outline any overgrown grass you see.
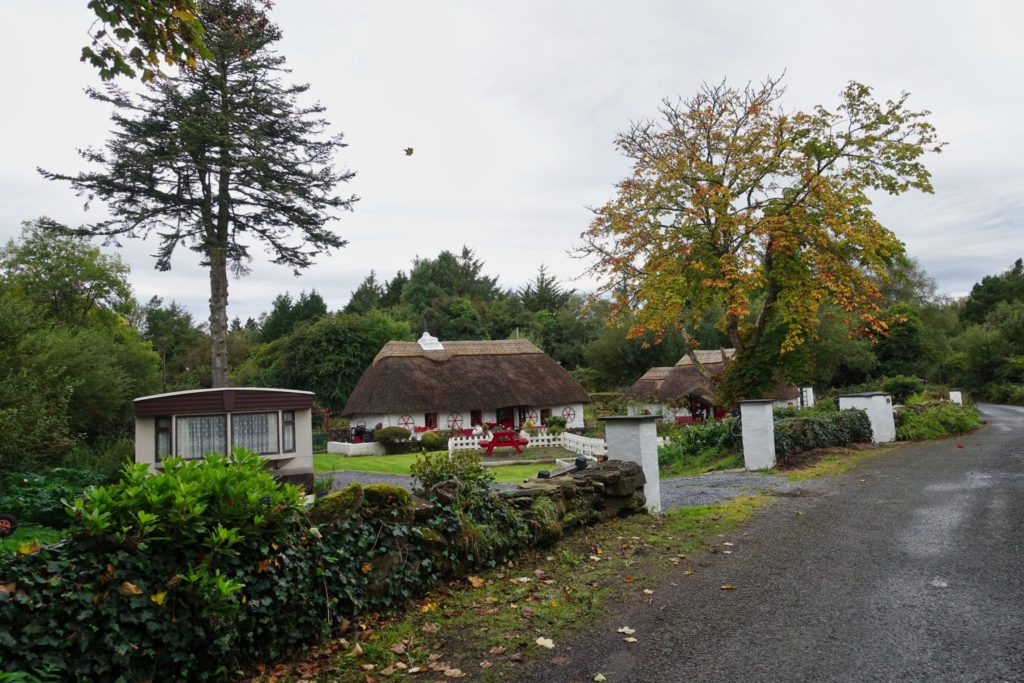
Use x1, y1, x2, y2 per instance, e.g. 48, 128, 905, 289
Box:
895, 402, 983, 440
313, 453, 565, 484
248, 496, 770, 682
660, 449, 743, 478
780, 445, 895, 481
0, 523, 66, 555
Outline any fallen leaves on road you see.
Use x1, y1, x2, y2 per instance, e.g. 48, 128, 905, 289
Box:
467, 576, 486, 588
535, 637, 555, 649
721, 584, 736, 590
616, 626, 636, 635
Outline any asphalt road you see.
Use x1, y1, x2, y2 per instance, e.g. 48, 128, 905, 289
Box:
516, 403, 1024, 683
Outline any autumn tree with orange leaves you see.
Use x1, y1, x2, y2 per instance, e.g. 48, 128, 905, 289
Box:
579, 76, 944, 401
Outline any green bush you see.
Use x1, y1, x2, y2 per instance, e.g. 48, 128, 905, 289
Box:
374, 426, 412, 454
420, 431, 445, 451
410, 450, 494, 495
881, 375, 925, 404
544, 415, 566, 430
0, 468, 109, 529
895, 402, 983, 440
62, 436, 135, 483
985, 383, 1024, 406
657, 419, 740, 469
0, 441, 625, 680
773, 409, 872, 464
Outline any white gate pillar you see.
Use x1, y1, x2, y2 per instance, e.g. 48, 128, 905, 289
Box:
603, 415, 661, 512
801, 386, 816, 408
949, 390, 963, 405
740, 399, 776, 471
838, 392, 896, 443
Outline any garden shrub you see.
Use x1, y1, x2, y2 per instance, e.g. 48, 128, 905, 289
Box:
1, 446, 614, 680
0, 468, 109, 529
881, 375, 925, 403
773, 409, 872, 465
895, 402, 982, 440
420, 430, 444, 452
409, 450, 494, 494
374, 426, 412, 454
657, 418, 740, 470
0, 449, 313, 680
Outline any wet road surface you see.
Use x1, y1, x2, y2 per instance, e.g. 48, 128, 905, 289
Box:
516, 403, 1024, 682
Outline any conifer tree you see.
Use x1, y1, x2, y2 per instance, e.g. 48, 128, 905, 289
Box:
43, 0, 356, 386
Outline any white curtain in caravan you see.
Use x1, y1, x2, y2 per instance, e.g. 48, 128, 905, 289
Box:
232, 412, 279, 454
177, 415, 227, 459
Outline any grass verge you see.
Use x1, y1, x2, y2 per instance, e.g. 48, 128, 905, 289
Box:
775, 444, 895, 481
313, 451, 574, 485
247, 496, 769, 682
659, 450, 743, 478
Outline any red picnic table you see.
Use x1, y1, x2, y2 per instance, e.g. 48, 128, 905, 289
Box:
478, 430, 529, 456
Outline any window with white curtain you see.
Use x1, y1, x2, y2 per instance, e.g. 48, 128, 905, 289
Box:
231, 412, 279, 455
176, 415, 227, 460
282, 411, 295, 453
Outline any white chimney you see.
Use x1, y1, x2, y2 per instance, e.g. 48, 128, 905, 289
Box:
417, 331, 444, 351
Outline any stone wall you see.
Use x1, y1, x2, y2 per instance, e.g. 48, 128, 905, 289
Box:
499, 460, 648, 524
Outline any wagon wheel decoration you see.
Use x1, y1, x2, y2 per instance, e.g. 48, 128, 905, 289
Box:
0, 514, 17, 537
398, 415, 415, 430
524, 410, 538, 424
561, 407, 576, 423
447, 412, 464, 430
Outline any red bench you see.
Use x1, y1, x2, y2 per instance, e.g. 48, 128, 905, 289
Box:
478, 430, 529, 456
675, 415, 704, 425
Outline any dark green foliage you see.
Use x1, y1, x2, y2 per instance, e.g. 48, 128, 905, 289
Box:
410, 450, 495, 494
141, 296, 204, 392
259, 290, 328, 343
0, 219, 134, 325
419, 431, 445, 451
374, 427, 412, 454
986, 383, 1024, 406
895, 403, 983, 440
0, 468, 111, 529
657, 419, 740, 470
236, 311, 412, 412
773, 409, 872, 464
0, 447, 578, 680
960, 258, 1024, 324
875, 304, 933, 377
881, 375, 926, 404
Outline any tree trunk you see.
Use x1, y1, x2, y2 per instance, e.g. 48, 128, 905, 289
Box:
208, 247, 229, 387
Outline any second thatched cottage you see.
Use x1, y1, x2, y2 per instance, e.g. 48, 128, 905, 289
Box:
342, 333, 589, 431
623, 348, 802, 421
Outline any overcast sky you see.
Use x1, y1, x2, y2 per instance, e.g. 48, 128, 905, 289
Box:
2, 1, 1022, 324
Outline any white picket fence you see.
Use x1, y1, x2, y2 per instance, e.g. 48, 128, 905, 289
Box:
446, 429, 620, 458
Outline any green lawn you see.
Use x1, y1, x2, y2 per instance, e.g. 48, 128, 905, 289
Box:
0, 524, 67, 555
313, 452, 560, 484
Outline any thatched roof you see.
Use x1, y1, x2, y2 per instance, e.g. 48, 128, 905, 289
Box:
624, 363, 723, 404
342, 338, 590, 415
623, 348, 798, 404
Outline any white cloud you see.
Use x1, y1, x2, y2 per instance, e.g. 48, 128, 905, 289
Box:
2, 0, 1021, 320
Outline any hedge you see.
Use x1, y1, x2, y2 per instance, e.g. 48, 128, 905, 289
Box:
0, 449, 571, 680
773, 409, 872, 464
895, 402, 983, 440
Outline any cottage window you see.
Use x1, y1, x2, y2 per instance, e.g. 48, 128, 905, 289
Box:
282, 411, 296, 453
176, 414, 227, 460
155, 417, 172, 460
540, 409, 551, 423
424, 412, 438, 429
231, 412, 279, 455
470, 410, 482, 426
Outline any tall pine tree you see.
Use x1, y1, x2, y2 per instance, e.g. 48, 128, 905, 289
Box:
43, 0, 356, 386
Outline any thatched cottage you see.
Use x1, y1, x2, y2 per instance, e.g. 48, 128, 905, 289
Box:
623, 348, 800, 420
342, 333, 589, 430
